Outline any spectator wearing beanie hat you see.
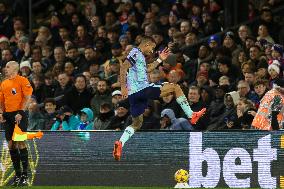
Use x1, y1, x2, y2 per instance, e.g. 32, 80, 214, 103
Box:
208, 34, 221, 49
270, 44, 284, 72
245, 36, 256, 53
256, 59, 269, 80
217, 56, 239, 86
111, 90, 122, 108
223, 31, 242, 67
0, 36, 9, 50
19, 61, 32, 77
194, 71, 209, 87
271, 44, 283, 60
107, 99, 132, 130
207, 84, 229, 121
207, 90, 239, 130
268, 59, 281, 88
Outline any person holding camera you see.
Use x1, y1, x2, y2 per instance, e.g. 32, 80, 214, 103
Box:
51, 105, 80, 131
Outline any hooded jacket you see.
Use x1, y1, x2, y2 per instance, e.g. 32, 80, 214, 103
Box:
161, 109, 194, 131
77, 108, 94, 130
51, 114, 80, 131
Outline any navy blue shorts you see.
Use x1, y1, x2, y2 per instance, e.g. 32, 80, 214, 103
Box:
128, 84, 161, 117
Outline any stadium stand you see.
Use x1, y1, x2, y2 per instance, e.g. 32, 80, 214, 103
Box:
0, 0, 284, 131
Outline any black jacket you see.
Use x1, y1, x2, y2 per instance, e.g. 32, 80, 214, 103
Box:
42, 83, 57, 100
160, 99, 184, 118
63, 87, 93, 114
207, 106, 238, 131
107, 114, 132, 130
54, 81, 73, 98
189, 101, 209, 131
141, 113, 160, 130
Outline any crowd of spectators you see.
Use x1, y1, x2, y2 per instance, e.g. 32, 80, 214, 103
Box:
0, 0, 284, 131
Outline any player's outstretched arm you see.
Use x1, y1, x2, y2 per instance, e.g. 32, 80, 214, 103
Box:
147, 47, 171, 73
120, 59, 131, 99
147, 59, 162, 73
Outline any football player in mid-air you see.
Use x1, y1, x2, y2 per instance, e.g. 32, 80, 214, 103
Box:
113, 36, 206, 161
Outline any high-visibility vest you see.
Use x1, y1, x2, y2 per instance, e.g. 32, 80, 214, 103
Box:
252, 89, 284, 130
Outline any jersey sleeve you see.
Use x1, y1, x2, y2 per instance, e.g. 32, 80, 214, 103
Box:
126, 48, 139, 66
21, 77, 33, 96
0, 84, 4, 103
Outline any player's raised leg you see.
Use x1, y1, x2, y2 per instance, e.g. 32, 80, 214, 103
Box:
160, 83, 206, 124
113, 115, 143, 161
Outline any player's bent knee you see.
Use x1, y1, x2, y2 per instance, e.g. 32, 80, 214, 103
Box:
132, 121, 142, 131
160, 83, 175, 95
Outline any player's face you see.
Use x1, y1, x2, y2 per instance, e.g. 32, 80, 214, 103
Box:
144, 42, 156, 55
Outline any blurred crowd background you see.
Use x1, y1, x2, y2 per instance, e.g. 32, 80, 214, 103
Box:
0, 0, 284, 131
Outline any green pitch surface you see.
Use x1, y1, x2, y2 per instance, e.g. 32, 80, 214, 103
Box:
1, 187, 172, 189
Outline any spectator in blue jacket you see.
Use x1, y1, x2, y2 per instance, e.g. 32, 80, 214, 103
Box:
77, 108, 94, 130
51, 105, 80, 131
160, 109, 194, 130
